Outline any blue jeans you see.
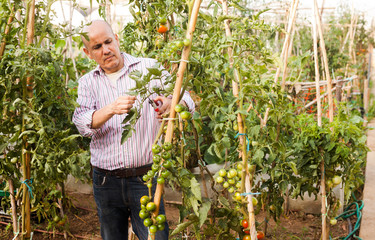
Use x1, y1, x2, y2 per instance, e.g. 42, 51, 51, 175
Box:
92, 168, 169, 240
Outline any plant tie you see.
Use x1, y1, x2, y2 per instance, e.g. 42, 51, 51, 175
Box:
234, 133, 250, 152
21, 178, 33, 199
240, 192, 261, 196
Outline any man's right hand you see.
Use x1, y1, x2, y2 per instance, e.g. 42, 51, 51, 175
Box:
110, 96, 137, 115
92, 95, 136, 129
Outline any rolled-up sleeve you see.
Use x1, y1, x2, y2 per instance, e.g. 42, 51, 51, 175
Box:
72, 78, 99, 137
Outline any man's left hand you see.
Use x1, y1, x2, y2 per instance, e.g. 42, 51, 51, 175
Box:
153, 96, 172, 120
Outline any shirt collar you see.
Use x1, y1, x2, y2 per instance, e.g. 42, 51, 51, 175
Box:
93, 53, 141, 76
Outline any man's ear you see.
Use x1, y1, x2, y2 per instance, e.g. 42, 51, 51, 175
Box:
83, 47, 93, 59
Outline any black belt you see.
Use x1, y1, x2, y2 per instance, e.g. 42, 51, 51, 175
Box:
93, 164, 152, 178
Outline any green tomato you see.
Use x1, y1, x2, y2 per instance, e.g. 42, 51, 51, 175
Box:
143, 218, 153, 227
139, 209, 149, 219
227, 169, 237, 179
142, 175, 149, 182
180, 111, 191, 120
175, 41, 184, 49
228, 178, 236, 185
157, 223, 165, 231
218, 169, 227, 177
146, 202, 157, 212
161, 151, 171, 160
183, 38, 191, 47
236, 163, 243, 171
330, 218, 337, 225
152, 164, 160, 172
149, 225, 158, 233
332, 175, 342, 186
163, 142, 172, 151
152, 144, 162, 154
156, 214, 166, 224
223, 182, 230, 188
252, 197, 258, 206
161, 170, 171, 178
157, 177, 165, 184
147, 170, 155, 178
163, 160, 173, 169
174, 104, 185, 113
215, 176, 224, 183
153, 155, 161, 164
140, 195, 150, 205
147, 182, 153, 188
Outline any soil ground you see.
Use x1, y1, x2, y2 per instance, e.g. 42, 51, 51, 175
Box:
0, 191, 357, 240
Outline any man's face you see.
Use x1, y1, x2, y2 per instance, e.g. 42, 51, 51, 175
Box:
83, 22, 123, 74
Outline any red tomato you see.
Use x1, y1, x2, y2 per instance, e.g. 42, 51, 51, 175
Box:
257, 231, 265, 239
241, 219, 249, 228
157, 25, 168, 34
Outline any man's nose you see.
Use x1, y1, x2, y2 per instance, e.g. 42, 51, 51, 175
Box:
103, 44, 111, 54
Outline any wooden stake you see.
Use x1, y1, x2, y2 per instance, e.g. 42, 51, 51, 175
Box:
22, 1, 35, 239
8, 179, 19, 240
0, 6, 15, 60
312, 2, 322, 127
274, 0, 299, 86
263, 0, 299, 127
314, 0, 333, 122
152, 1, 202, 238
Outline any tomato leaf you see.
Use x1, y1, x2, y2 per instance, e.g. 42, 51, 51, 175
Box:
147, 67, 162, 77
199, 201, 211, 227
190, 178, 201, 201
170, 220, 195, 236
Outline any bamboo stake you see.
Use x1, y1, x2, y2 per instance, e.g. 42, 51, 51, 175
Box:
314, 0, 333, 122
8, 179, 19, 240
152, 1, 202, 238
312, 3, 322, 127
221, 0, 256, 238
0, 6, 15, 60
313, 1, 333, 239
274, 0, 299, 85
263, 0, 299, 127
22, 1, 36, 239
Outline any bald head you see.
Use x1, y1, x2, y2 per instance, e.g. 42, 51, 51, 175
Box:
81, 20, 124, 73
81, 20, 114, 48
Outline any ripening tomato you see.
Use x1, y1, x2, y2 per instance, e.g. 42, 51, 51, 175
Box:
257, 231, 265, 239
157, 25, 168, 34
241, 219, 249, 228
243, 235, 251, 240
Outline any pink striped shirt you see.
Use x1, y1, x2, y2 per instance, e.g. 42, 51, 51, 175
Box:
72, 53, 195, 170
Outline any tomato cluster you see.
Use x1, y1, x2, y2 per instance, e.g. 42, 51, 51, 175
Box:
215, 163, 257, 205
143, 142, 174, 189
139, 195, 167, 233
175, 104, 191, 120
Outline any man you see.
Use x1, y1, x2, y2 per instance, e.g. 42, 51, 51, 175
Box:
72, 20, 194, 240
